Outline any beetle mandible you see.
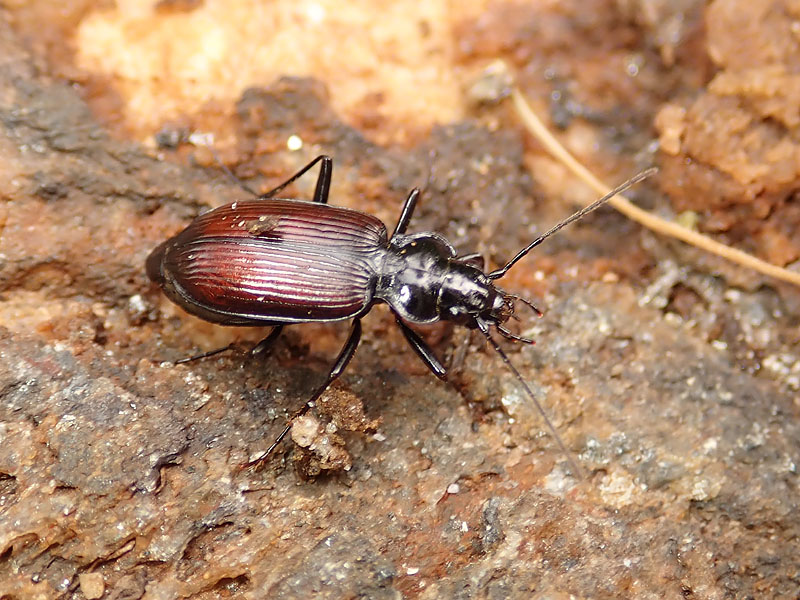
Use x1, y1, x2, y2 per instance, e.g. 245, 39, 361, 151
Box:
147, 155, 654, 472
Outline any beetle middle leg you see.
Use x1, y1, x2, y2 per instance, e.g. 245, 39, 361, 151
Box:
174, 344, 237, 364
259, 155, 332, 204
247, 318, 363, 467
394, 318, 447, 380
247, 325, 284, 356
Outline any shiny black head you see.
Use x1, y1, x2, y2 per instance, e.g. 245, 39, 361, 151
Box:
437, 263, 512, 328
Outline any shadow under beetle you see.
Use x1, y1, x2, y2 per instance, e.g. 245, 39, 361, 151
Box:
147, 156, 654, 474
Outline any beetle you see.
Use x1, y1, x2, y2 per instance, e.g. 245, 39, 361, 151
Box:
147, 155, 653, 473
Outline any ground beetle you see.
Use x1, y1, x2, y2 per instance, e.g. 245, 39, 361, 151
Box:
147, 156, 654, 472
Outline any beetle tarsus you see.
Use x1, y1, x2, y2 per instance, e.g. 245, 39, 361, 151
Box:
174, 344, 236, 364
173, 325, 284, 365
203, 143, 261, 197
244, 420, 295, 469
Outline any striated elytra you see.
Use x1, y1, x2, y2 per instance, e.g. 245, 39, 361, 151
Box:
147, 155, 654, 472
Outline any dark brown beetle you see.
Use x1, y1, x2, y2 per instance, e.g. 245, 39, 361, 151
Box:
147, 156, 653, 472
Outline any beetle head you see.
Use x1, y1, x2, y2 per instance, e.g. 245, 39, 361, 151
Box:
444, 276, 539, 344
436, 263, 509, 328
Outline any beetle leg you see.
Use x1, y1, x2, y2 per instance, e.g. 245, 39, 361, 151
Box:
205, 144, 261, 197
248, 325, 284, 357
311, 156, 333, 204
395, 318, 447, 380
174, 326, 284, 365
390, 188, 420, 239
259, 155, 332, 203
449, 328, 474, 373
174, 344, 236, 364
310, 318, 362, 391
246, 319, 362, 468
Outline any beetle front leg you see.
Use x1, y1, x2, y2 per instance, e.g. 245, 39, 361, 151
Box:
395, 318, 447, 380
246, 318, 362, 467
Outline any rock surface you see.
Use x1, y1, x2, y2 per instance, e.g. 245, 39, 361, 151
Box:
1, 2, 799, 598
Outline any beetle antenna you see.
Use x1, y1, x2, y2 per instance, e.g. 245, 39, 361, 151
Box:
477, 321, 584, 479
488, 167, 657, 280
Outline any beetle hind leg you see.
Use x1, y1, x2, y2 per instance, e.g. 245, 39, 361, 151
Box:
260, 155, 333, 203
245, 318, 362, 468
